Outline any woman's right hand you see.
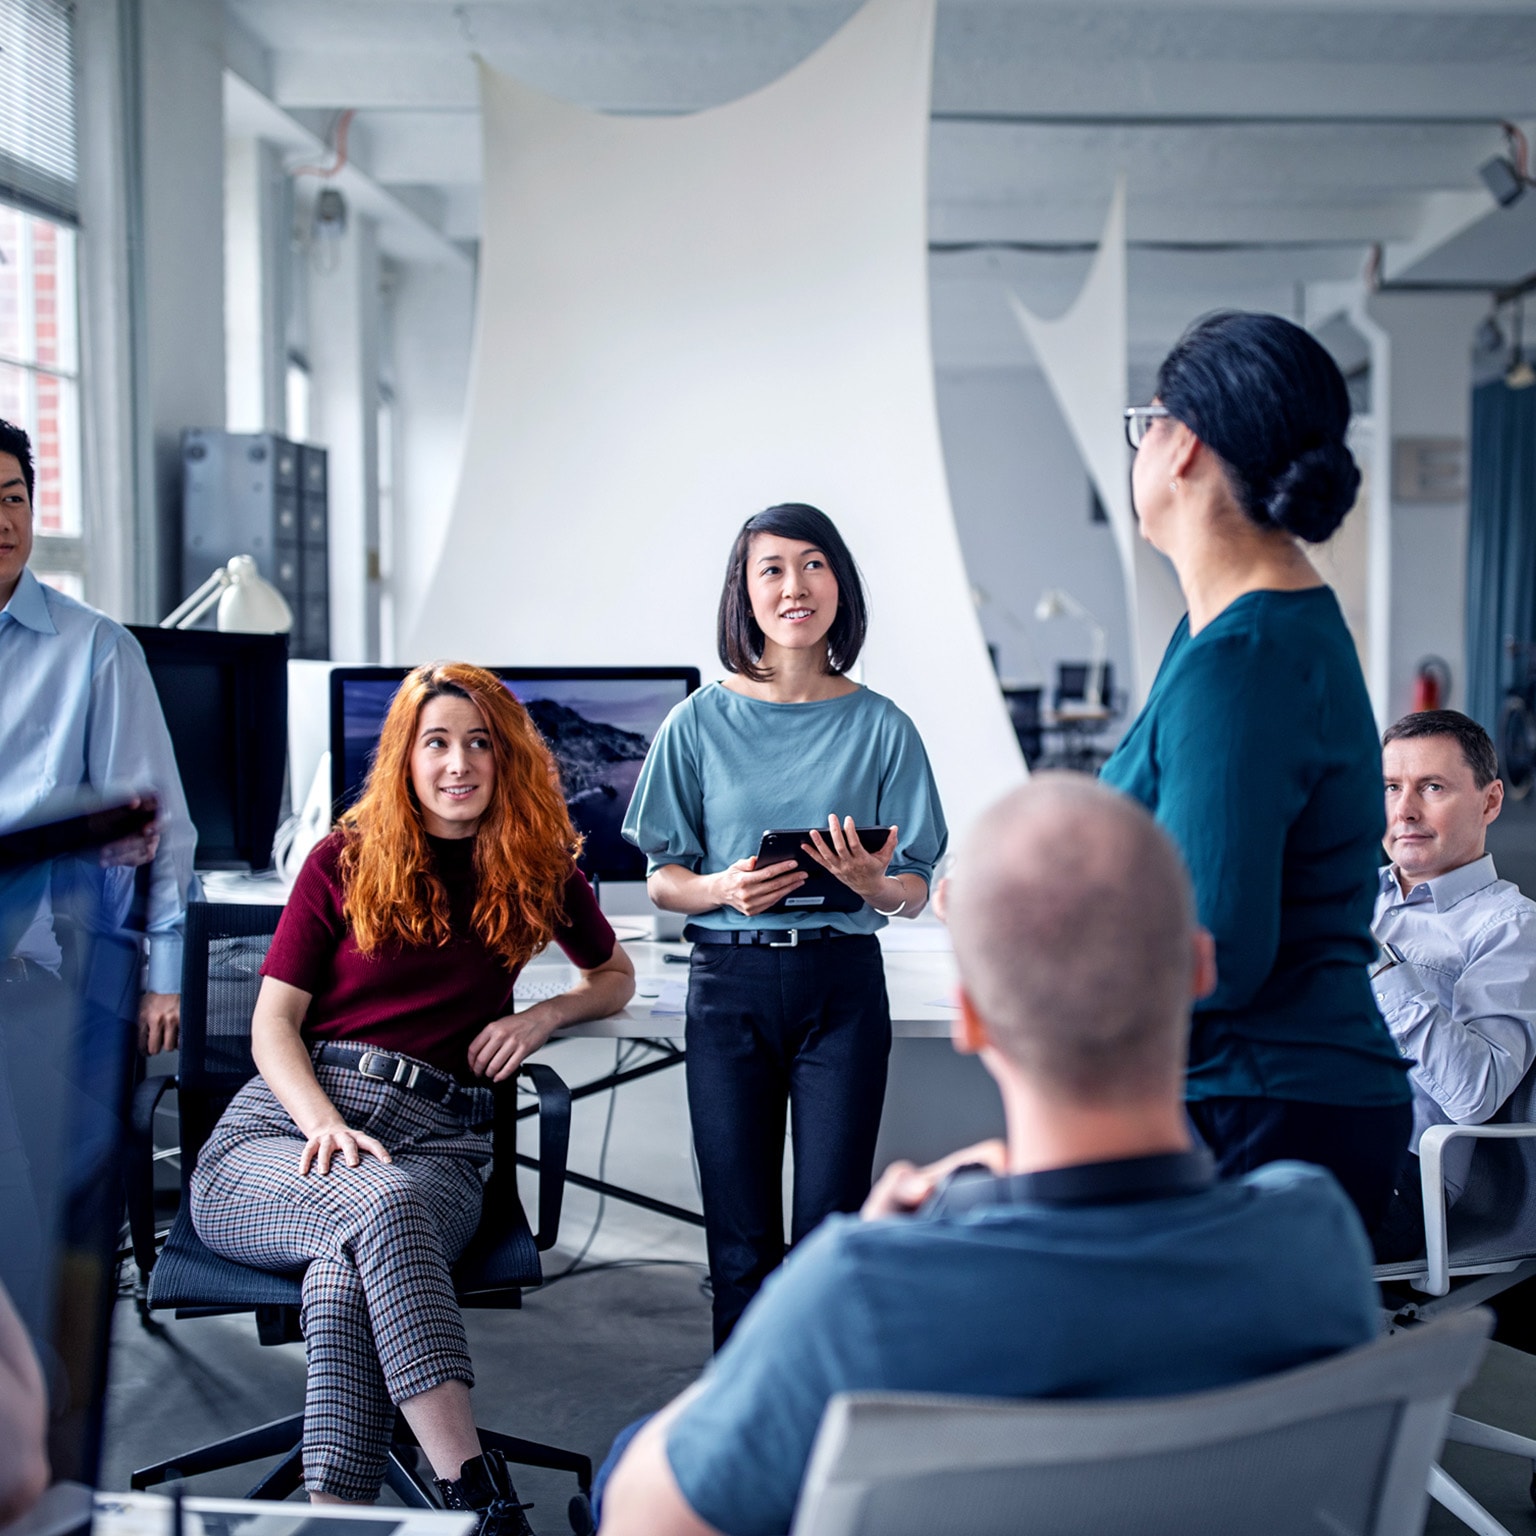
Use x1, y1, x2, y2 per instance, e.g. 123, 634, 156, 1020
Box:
300, 1124, 393, 1176
710, 856, 807, 917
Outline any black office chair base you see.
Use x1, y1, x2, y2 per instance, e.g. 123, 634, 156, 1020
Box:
130, 1411, 593, 1503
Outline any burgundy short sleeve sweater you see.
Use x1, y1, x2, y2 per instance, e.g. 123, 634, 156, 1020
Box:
261, 829, 615, 1076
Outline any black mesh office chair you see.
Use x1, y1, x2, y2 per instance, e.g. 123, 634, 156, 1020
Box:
126, 901, 591, 1508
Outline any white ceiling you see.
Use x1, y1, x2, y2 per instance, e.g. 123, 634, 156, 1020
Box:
222, 0, 1536, 366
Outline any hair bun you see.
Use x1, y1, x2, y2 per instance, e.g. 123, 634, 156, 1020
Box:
1262, 442, 1361, 543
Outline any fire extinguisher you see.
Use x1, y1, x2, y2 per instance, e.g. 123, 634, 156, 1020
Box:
1412, 656, 1452, 713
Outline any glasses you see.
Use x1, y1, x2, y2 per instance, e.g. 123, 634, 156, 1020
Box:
1123, 405, 1172, 450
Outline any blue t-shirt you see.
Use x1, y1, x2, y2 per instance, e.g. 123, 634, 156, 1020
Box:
665, 1160, 1379, 1536
1099, 587, 1410, 1107
621, 681, 948, 933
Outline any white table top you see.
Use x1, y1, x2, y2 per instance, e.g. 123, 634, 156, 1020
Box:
197, 870, 960, 1039
543, 930, 960, 1040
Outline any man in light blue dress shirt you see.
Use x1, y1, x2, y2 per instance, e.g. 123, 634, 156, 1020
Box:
1371, 709, 1536, 1259
0, 418, 194, 1052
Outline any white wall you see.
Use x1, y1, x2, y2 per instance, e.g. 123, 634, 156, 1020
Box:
138, 0, 227, 615
388, 260, 477, 660
1359, 291, 1486, 723
935, 366, 1132, 708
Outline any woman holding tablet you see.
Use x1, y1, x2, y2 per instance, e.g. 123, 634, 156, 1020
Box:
624, 503, 947, 1346
1100, 311, 1411, 1233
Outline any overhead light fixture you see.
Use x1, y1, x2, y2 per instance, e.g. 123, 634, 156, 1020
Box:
160, 555, 294, 633
1481, 155, 1525, 208
1477, 312, 1506, 356
1482, 122, 1533, 209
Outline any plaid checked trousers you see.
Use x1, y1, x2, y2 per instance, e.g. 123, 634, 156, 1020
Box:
189, 1056, 493, 1499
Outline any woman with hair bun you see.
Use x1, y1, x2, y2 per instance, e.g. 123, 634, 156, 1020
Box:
190, 662, 634, 1528
1101, 311, 1411, 1234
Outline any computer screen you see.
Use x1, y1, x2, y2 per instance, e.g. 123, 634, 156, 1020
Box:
0, 799, 148, 1485
329, 667, 700, 884
129, 628, 290, 871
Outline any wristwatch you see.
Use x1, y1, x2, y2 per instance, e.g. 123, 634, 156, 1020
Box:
1369, 939, 1406, 981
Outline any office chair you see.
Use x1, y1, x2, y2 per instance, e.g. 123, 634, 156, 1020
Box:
1377, 1065, 1536, 1536
125, 901, 592, 1509
1052, 660, 1115, 713
789, 1310, 1490, 1536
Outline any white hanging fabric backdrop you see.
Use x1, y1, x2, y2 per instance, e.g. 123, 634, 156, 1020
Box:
1007, 180, 1185, 706
406, 0, 1023, 836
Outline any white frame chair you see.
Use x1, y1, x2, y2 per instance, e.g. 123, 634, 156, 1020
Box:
789, 1312, 1491, 1536
1378, 1120, 1536, 1536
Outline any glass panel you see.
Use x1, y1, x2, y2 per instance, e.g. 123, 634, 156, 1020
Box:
286, 360, 311, 444
31, 568, 81, 600
0, 359, 77, 536
0, 204, 22, 363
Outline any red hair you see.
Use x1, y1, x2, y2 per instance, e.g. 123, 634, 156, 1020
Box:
338, 662, 582, 969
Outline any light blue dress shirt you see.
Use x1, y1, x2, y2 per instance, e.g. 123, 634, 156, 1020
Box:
1372, 854, 1536, 1198
0, 568, 196, 991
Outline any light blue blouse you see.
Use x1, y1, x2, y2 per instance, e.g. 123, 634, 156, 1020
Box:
621, 682, 948, 933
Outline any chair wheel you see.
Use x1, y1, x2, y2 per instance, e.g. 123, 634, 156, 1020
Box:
568, 1493, 594, 1534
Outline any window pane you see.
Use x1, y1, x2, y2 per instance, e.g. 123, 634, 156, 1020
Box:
0, 204, 22, 363
0, 361, 80, 536
31, 569, 81, 601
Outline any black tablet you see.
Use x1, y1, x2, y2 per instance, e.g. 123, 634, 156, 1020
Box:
754, 826, 893, 915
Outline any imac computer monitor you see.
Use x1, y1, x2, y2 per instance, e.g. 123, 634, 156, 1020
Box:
329, 667, 701, 884
129, 628, 289, 871
0, 798, 149, 1484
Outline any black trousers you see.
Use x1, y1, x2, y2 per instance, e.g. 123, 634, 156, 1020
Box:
685, 935, 891, 1348
1188, 1096, 1413, 1238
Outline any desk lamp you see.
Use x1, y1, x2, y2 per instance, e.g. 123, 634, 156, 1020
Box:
160, 555, 293, 633
1035, 588, 1107, 708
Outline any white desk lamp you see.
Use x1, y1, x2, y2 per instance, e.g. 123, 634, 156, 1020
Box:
1034, 588, 1108, 709
160, 555, 293, 633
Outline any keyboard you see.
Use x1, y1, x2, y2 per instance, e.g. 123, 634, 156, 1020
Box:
513, 973, 573, 1005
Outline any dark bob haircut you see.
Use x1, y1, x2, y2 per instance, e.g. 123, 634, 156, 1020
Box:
1156, 311, 1361, 544
1383, 709, 1500, 790
0, 417, 34, 502
717, 503, 868, 681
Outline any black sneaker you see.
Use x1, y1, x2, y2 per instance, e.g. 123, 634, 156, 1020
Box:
435, 1449, 536, 1536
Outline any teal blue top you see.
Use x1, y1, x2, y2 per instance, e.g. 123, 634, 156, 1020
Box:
1100, 587, 1410, 1107
621, 681, 948, 934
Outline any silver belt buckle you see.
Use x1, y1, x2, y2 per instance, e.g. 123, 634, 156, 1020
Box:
358, 1050, 421, 1090
767, 929, 799, 948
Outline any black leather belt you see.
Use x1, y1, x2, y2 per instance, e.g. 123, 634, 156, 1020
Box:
313, 1042, 488, 1123
684, 923, 864, 949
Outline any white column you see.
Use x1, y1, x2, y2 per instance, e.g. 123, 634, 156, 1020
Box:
389, 260, 476, 659
307, 201, 381, 661
1360, 291, 1487, 724
224, 135, 286, 434
136, 0, 227, 615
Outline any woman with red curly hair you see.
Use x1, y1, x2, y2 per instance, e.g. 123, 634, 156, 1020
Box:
189, 663, 633, 1531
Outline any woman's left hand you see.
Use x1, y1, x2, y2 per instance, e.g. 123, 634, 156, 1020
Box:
467, 1009, 556, 1082
803, 816, 898, 906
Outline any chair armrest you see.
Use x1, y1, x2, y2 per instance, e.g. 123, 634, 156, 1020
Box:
1416, 1121, 1536, 1296
126, 1073, 178, 1288
517, 1061, 571, 1251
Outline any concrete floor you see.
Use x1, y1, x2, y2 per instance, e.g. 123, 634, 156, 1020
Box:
99, 1259, 712, 1528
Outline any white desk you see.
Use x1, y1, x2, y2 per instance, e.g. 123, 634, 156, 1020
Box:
198, 871, 962, 1036
196, 874, 988, 1222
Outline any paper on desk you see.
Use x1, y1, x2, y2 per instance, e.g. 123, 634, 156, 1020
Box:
877, 924, 952, 952
649, 979, 689, 1015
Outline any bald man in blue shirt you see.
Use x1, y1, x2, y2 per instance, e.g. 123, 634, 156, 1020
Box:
596, 775, 1380, 1536
0, 417, 194, 1051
